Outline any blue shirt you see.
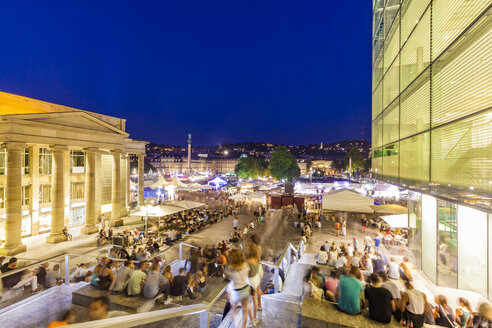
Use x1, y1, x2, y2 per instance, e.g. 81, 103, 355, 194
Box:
374, 237, 381, 247
338, 275, 365, 314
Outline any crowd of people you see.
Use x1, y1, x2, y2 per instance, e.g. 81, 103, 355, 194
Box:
0, 257, 62, 294
304, 237, 492, 328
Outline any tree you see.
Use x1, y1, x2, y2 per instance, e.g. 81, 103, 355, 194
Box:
129, 160, 156, 174
268, 146, 300, 182
344, 147, 365, 171
234, 156, 269, 180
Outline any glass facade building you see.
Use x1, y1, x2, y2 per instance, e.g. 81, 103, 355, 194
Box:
372, 0, 491, 297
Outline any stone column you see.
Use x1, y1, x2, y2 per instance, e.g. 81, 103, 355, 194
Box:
138, 153, 144, 207
30, 146, 40, 236
126, 155, 130, 210
120, 153, 127, 217
111, 150, 123, 227
46, 145, 68, 243
0, 142, 27, 255
82, 148, 98, 234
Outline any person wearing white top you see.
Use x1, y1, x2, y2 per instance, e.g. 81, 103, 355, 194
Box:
387, 257, 400, 280
347, 244, 354, 257
335, 254, 348, 269
328, 250, 338, 266
316, 246, 328, 264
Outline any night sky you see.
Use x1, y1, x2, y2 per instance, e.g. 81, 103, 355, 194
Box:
0, 1, 372, 146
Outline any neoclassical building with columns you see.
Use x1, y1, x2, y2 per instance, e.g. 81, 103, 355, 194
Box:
0, 91, 147, 255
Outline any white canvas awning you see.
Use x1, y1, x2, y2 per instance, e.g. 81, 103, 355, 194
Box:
131, 205, 184, 217
380, 214, 408, 228
371, 204, 408, 214
322, 189, 374, 213
164, 200, 206, 210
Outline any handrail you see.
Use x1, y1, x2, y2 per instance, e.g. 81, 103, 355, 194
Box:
67, 304, 210, 328
0, 245, 110, 279
65, 239, 304, 328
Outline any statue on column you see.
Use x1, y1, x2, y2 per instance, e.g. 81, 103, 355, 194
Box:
188, 133, 192, 143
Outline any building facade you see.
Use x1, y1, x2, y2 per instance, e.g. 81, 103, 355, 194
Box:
372, 0, 491, 297
0, 91, 147, 255
150, 155, 238, 175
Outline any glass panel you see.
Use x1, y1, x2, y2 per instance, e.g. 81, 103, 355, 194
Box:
373, 115, 384, 148
401, 0, 430, 44
422, 194, 437, 284
432, 28, 491, 126
400, 70, 430, 138
437, 200, 458, 288
457, 204, 487, 296
408, 192, 422, 269
382, 143, 399, 183
400, 132, 430, 189
400, 7, 430, 91
373, 83, 383, 119
431, 109, 492, 194
383, 102, 399, 145
372, 150, 383, 180
384, 14, 400, 75
433, 0, 490, 59
22, 185, 31, 206
373, 52, 384, 91
383, 61, 399, 109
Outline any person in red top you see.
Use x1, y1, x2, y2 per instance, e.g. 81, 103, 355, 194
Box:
47, 311, 76, 327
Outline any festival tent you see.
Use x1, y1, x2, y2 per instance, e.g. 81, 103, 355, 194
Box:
131, 205, 184, 217
208, 176, 228, 187
380, 214, 408, 228
371, 204, 408, 214
322, 189, 374, 213
165, 200, 206, 210
229, 193, 246, 200
148, 176, 168, 189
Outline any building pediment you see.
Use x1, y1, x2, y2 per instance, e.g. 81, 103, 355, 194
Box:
1, 111, 129, 137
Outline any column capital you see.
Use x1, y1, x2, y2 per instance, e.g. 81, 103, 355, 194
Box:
84, 147, 99, 154
49, 145, 68, 152
111, 149, 124, 155
3, 142, 27, 150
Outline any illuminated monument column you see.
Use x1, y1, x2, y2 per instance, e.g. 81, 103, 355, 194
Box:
187, 133, 192, 173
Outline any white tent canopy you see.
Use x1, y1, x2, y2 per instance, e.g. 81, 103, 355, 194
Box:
148, 176, 167, 189
371, 204, 408, 214
131, 205, 184, 217
164, 200, 206, 210
380, 214, 408, 228
322, 189, 374, 213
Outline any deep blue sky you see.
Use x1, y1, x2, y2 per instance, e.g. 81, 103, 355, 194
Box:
0, 1, 372, 146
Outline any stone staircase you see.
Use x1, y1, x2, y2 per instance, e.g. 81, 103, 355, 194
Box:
218, 256, 313, 328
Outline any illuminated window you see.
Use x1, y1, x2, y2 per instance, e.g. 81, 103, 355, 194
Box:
71, 182, 85, 200
22, 185, 31, 206
40, 184, 52, 203
22, 147, 30, 175
39, 148, 52, 175
0, 186, 5, 208
0, 148, 6, 175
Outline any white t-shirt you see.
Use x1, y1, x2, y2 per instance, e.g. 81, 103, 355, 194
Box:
233, 219, 238, 228
226, 264, 250, 289
347, 246, 354, 257
316, 250, 328, 264
335, 256, 347, 269
364, 235, 372, 245
387, 261, 400, 279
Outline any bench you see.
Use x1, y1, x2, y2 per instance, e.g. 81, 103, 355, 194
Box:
301, 298, 439, 328
72, 283, 159, 313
